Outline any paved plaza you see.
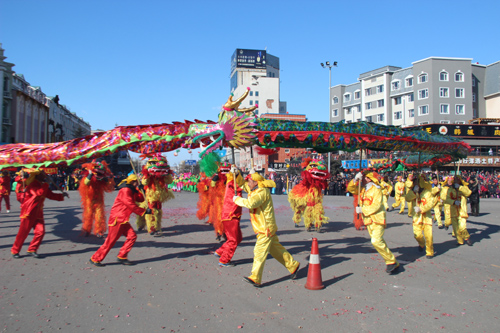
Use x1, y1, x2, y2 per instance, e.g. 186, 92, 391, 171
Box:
1, 191, 499, 332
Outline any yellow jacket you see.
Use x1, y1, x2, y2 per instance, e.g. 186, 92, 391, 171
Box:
381, 180, 393, 197
394, 181, 405, 198
234, 186, 277, 237
441, 184, 470, 218
347, 179, 385, 225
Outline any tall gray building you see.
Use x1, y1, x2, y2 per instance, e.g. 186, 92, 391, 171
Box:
330, 57, 500, 126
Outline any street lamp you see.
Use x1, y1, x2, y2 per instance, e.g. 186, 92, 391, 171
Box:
321, 61, 338, 173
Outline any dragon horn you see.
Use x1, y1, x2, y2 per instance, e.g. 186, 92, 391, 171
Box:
236, 106, 258, 113
222, 88, 251, 111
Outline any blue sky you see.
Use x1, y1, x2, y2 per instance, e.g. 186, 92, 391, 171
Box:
1, 0, 499, 165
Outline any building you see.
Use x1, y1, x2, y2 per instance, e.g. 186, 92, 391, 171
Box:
47, 96, 91, 142
230, 48, 287, 116
330, 57, 500, 127
0, 44, 15, 144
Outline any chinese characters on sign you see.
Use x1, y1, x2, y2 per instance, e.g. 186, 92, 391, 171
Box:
454, 156, 500, 167
421, 124, 500, 138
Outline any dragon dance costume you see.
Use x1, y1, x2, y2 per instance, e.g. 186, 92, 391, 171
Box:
288, 158, 330, 231
136, 154, 175, 236
78, 161, 115, 237
391, 176, 407, 214
441, 176, 472, 246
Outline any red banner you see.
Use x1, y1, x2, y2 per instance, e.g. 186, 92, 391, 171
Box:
40, 167, 58, 175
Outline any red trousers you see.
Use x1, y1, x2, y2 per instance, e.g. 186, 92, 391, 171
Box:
216, 218, 242, 264
0, 194, 10, 211
91, 223, 137, 262
11, 217, 45, 254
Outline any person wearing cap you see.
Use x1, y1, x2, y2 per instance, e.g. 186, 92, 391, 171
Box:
0, 170, 11, 213
405, 173, 416, 218
405, 175, 436, 258
380, 175, 393, 212
11, 169, 68, 259
348, 171, 399, 273
89, 174, 151, 266
440, 175, 472, 246
214, 166, 245, 267
431, 175, 444, 229
391, 175, 406, 214
233, 171, 300, 287
468, 177, 480, 216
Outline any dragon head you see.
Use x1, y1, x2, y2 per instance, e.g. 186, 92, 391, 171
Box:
82, 160, 113, 181
302, 158, 330, 181
141, 153, 173, 178
187, 89, 258, 158
218, 161, 232, 175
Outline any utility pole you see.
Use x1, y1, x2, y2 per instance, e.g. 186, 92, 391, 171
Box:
321, 61, 338, 173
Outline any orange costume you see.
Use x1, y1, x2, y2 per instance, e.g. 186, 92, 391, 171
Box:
78, 161, 115, 237
11, 170, 66, 257
90, 175, 147, 266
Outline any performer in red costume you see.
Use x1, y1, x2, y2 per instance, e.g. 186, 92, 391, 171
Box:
215, 166, 244, 267
89, 174, 151, 267
11, 169, 68, 259
0, 170, 12, 213
79, 161, 115, 237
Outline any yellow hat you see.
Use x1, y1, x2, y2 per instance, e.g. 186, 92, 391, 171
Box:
246, 172, 276, 188
364, 171, 380, 185
118, 174, 138, 187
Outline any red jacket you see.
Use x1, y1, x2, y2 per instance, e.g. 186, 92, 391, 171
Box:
221, 180, 242, 221
108, 185, 146, 226
19, 180, 64, 220
0, 175, 11, 196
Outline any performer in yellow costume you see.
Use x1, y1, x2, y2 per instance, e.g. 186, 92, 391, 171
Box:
391, 176, 406, 214
431, 174, 444, 229
440, 175, 472, 246
347, 171, 399, 273
380, 175, 393, 211
405, 173, 415, 217
233, 172, 300, 287
405, 175, 436, 258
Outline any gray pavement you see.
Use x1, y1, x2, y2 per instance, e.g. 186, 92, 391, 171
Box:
1, 190, 499, 332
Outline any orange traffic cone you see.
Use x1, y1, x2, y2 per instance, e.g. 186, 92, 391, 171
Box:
305, 237, 324, 290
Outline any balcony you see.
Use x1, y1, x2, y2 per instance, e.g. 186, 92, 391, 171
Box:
2, 118, 12, 126
3, 90, 12, 99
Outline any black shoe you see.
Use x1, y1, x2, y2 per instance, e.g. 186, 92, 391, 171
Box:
96, 233, 104, 238
220, 234, 227, 243
418, 246, 424, 253
466, 239, 473, 246
294, 224, 300, 228
444, 225, 449, 230
218, 261, 235, 267
12, 253, 21, 259
84, 231, 90, 237
243, 276, 261, 288
426, 255, 434, 259
150, 232, 156, 236
307, 226, 312, 232
452, 234, 456, 238
216, 235, 221, 242
89, 259, 105, 267
138, 227, 144, 232
438, 225, 444, 229
290, 263, 300, 280
27, 252, 42, 259
117, 258, 135, 265
153, 232, 162, 237
386, 262, 400, 274
316, 226, 322, 233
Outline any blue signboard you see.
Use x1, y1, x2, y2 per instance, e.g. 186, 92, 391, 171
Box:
217, 150, 227, 158
341, 159, 368, 169
185, 160, 197, 166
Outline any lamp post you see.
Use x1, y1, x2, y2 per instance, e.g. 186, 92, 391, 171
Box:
320, 61, 338, 173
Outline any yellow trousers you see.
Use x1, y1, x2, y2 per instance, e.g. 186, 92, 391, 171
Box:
413, 224, 434, 256
366, 224, 397, 265
249, 233, 299, 284
407, 200, 414, 217
456, 217, 470, 245
383, 195, 389, 211
434, 205, 443, 227
392, 195, 405, 213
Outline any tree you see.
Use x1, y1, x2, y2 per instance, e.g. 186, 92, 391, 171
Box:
73, 126, 87, 139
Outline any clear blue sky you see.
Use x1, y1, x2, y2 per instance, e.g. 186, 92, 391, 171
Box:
1, 0, 499, 165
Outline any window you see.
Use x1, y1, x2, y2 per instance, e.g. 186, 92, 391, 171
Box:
394, 111, 402, 120
394, 97, 402, 105
472, 76, 476, 87
418, 89, 428, 99
418, 121, 429, 125
408, 93, 414, 102
354, 90, 360, 99
405, 76, 414, 87
250, 91, 253, 96
455, 104, 465, 115
365, 102, 372, 110
377, 114, 384, 122
418, 73, 428, 83
418, 105, 429, 115
439, 87, 449, 98
473, 93, 476, 102
376, 85, 384, 93
455, 72, 464, 82
455, 88, 464, 98
366, 116, 373, 122
333, 96, 338, 105
391, 81, 400, 91
332, 109, 339, 117
439, 71, 449, 81
249, 100, 253, 105
409, 109, 414, 117
284, 149, 290, 153
255, 91, 259, 97
377, 99, 384, 107
456, 121, 466, 124
440, 120, 450, 124
440, 104, 450, 114
343, 93, 351, 102
345, 108, 351, 115
365, 88, 372, 96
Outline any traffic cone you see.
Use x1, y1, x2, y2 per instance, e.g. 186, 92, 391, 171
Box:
305, 237, 324, 290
